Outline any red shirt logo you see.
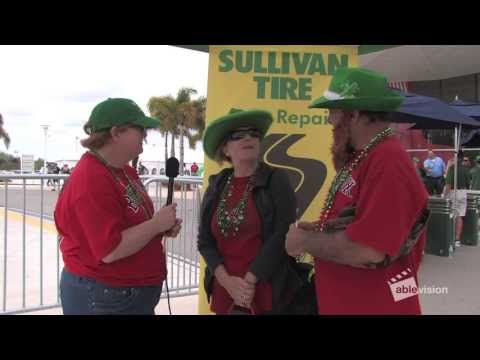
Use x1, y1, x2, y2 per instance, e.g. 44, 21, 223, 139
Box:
340, 175, 356, 198
124, 191, 140, 214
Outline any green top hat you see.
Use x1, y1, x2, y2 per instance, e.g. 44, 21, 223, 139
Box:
309, 67, 405, 112
84, 98, 160, 134
203, 108, 273, 160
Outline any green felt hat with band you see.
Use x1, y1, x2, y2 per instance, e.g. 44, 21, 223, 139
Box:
309, 67, 405, 112
84, 98, 161, 134
203, 108, 273, 160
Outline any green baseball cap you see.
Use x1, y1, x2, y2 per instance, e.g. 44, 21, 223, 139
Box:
84, 98, 161, 134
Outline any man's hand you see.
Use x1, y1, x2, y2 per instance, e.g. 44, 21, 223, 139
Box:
286, 224, 308, 257
297, 221, 318, 232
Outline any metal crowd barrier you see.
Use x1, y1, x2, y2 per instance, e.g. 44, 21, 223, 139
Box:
0, 173, 202, 314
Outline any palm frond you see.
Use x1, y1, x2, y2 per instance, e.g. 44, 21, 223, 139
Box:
177, 88, 197, 104
147, 89, 206, 164
0, 113, 11, 149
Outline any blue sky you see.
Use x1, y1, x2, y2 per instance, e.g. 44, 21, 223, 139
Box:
0, 45, 209, 163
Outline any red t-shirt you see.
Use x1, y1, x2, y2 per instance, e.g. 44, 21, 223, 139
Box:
210, 176, 273, 314
54, 152, 167, 286
315, 136, 429, 315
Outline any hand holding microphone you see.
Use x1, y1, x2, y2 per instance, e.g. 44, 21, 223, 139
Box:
165, 157, 179, 206
152, 203, 177, 232
164, 218, 183, 238
157, 157, 182, 238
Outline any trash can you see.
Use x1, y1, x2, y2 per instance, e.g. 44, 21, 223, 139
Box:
460, 192, 479, 246
425, 197, 455, 257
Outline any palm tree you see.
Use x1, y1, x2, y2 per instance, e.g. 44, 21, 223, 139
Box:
176, 88, 197, 175
185, 96, 207, 149
148, 88, 206, 175
0, 113, 11, 149
148, 96, 175, 167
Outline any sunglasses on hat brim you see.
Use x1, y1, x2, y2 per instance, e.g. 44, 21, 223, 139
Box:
228, 128, 262, 141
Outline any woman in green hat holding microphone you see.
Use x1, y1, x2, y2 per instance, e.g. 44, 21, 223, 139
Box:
55, 98, 182, 315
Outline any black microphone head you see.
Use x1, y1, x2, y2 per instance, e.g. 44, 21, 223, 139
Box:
165, 157, 180, 178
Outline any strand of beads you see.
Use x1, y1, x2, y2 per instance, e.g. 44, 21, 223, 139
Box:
316, 127, 394, 232
217, 174, 254, 237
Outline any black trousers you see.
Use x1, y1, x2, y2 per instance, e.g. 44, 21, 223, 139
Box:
425, 176, 444, 196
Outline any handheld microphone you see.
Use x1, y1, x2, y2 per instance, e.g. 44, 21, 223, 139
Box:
163, 157, 179, 316
165, 157, 179, 205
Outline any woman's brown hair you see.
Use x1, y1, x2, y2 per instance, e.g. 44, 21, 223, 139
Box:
213, 138, 232, 166
80, 124, 132, 150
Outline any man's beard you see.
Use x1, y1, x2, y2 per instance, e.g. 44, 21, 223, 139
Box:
331, 118, 355, 171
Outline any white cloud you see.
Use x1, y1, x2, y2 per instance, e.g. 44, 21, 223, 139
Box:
0, 45, 208, 164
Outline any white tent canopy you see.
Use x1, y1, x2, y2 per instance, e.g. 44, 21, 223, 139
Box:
359, 45, 480, 81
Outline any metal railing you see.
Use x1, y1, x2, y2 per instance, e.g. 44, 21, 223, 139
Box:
0, 174, 203, 314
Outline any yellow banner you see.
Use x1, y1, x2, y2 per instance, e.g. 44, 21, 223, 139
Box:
198, 45, 358, 314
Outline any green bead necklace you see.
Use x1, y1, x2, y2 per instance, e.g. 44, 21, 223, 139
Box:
216, 174, 254, 238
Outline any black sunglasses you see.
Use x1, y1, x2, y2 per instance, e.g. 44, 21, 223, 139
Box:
228, 128, 262, 141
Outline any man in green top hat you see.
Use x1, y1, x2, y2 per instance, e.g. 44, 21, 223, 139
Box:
286, 67, 430, 315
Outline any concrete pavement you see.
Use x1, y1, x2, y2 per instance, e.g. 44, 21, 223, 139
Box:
0, 207, 200, 315
2, 203, 480, 315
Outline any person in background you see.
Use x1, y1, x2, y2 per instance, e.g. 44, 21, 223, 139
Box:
138, 161, 148, 175
51, 163, 61, 191
423, 150, 446, 196
191, 162, 199, 176
462, 156, 472, 170
444, 151, 471, 247
59, 164, 71, 190
469, 155, 480, 190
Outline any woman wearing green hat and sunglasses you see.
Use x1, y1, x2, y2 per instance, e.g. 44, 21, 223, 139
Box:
55, 98, 182, 315
197, 108, 306, 315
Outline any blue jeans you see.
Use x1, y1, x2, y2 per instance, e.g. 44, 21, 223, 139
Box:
60, 269, 163, 315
